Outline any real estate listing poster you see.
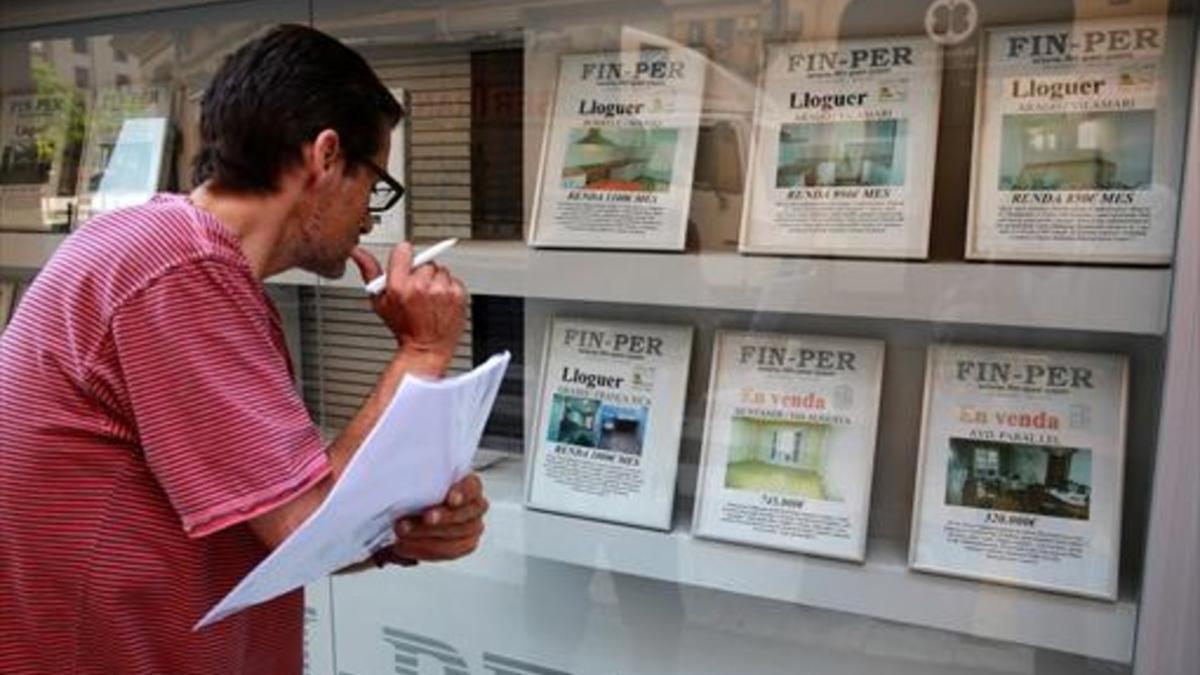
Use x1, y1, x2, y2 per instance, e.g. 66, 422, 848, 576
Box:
75, 86, 174, 224
967, 17, 1191, 263
362, 87, 409, 244
0, 92, 83, 231
692, 331, 885, 561
740, 37, 942, 258
526, 318, 693, 530
910, 345, 1128, 600
529, 48, 706, 250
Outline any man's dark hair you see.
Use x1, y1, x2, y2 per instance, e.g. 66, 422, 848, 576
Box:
192, 24, 403, 192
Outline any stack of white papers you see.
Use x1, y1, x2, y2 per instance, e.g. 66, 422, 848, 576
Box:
197, 351, 511, 629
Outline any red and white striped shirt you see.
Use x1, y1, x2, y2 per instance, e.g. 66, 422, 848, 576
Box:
0, 194, 330, 674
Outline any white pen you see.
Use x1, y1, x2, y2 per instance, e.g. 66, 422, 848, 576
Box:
363, 237, 459, 296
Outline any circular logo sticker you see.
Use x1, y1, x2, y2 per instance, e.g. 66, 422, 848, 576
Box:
925, 0, 979, 46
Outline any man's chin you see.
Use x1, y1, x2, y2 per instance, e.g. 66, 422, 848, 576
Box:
303, 258, 348, 280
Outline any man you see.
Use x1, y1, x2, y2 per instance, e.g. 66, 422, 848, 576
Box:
0, 25, 485, 674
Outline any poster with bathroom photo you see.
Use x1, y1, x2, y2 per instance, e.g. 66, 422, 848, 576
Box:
526, 317, 694, 530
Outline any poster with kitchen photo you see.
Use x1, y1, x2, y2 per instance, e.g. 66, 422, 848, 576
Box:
528, 48, 705, 250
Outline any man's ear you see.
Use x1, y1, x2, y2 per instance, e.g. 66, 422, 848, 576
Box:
307, 129, 343, 183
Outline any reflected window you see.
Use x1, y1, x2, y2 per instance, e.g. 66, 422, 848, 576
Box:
975, 448, 1000, 479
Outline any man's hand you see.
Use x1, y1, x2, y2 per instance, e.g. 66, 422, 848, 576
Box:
385, 474, 488, 563
350, 243, 466, 375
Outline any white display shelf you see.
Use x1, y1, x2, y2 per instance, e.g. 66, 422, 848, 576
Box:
477, 455, 1137, 663
279, 241, 1171, 335
3, 233, 1172, 334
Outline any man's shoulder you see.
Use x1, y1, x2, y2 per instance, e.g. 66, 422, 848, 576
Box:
45, 194, 254, 314
76, 194, 231, 258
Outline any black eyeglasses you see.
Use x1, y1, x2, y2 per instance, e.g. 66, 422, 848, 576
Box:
361, 158, 405, 213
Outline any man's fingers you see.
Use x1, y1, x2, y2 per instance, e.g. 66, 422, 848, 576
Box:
445, 474, 483, 507
385, 242, 415, 291
416, 496, 489, 529
393, 534, 482, 561
401, 260, 437, 297
394, 499, 486, 537
397, 518, 484, 541
349, 247, 382, 284
430, 264, 453, 291
387, 477, 487, 561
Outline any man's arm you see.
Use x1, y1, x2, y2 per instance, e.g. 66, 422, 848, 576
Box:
247, 243, 482, 557
246, 345, 448, 549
